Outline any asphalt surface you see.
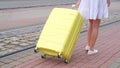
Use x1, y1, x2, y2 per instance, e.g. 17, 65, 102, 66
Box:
0, 0, 120, 31
0, 0, 77, 9
0, 0, 119, 9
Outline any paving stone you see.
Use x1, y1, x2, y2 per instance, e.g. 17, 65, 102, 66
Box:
115, 58, 120, 63
9, 56, 23, 61
0, 51, 9, 56
8, 53, 31, 61
17, 56, 32, 63
0, 64, 15, 68
14, 47, 23, 50
18, 39, 29, 43
0, 47, 8, 51
1, 61, 19, 68
4, 38, 10, 40
27, 41, 35, 45
13, 51, 31, 57
0, 62, 5, 66
19, 43, 29, 46
32, 32, 40, 36
29, 33, 38, 36
0, 46, 4, 49
10, 41, 20, 45
0, 57, 14, 64
17, 34, 24, 36
110, 63, 120, 68
20, 37, 30, 40
10, 37, 20, 41
30, 53, 41, 58
3, 40, 11, 44
5, 49, 17, 54
0, 39, 5, 42
9, 48, 17, 52
10, 61, 23, 67
16, 36, 24, 40
24, 50, 35, 55
23, 34, 34, 37
28, 38, 37, 41
0, 43, 6, 46
6, 54, 24, 61
3, 44, 16, 49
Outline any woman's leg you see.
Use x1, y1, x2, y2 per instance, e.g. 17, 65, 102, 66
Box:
89, 19, 101, 50
85, 20, 93, 51
87, 20, 93, 46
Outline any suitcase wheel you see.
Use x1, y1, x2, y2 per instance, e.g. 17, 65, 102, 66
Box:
41, 54, 46, 58
34, 48, 38, 53
64, 59, 69, 64
58, 54, 62, 58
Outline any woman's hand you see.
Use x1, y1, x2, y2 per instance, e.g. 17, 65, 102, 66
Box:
107, 0, 110, 7
72, 4, 79, 8
75, 3, 80, 8
74, 0, 81, 8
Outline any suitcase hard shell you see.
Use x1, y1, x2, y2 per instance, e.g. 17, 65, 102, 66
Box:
35, 8, 84, 63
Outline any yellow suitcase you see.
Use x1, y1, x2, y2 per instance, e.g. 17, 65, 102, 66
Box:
34, 8, 84, 63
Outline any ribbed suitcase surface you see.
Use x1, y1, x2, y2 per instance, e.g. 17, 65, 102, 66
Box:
35, 8, 84, 63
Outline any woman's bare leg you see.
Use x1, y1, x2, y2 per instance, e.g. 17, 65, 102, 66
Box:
89, 19, 101, 50
87, 20, 93, 46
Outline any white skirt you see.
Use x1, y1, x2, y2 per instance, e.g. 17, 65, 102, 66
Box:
78, 0, 109, 20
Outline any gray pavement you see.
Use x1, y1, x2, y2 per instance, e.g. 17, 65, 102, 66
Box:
0, 0, 118, 9
0, 0, 120, 31
0, 0, 77, 9
0, 5, 70, 31
110, 59, 120, 68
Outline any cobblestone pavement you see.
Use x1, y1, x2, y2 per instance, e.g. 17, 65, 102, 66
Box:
0, 24, 43, 57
